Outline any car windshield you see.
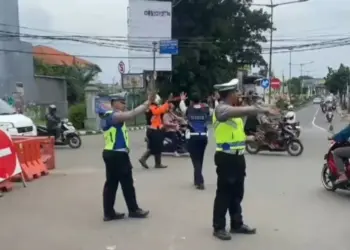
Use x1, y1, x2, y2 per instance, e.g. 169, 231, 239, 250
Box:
0, 99, 16, 115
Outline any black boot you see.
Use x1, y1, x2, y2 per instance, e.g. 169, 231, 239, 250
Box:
103, 212, 125, 221
129, 208, 150, 218
230, 224, 256, 234
154, 154, 167, 168
213, 229, 232, 240
139, 150, 151, 169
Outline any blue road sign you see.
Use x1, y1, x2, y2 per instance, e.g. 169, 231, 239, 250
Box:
261, 78, 270, 89
159, 40, 178, 55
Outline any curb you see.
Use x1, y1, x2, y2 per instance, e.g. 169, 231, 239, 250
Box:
78, 126, 146, 136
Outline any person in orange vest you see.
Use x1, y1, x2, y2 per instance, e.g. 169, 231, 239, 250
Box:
139, 94, 171, 169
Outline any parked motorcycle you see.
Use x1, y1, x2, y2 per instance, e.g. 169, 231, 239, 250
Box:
321, 140, 350, 191
37, 119, 82, 149
245, 122, 304, 156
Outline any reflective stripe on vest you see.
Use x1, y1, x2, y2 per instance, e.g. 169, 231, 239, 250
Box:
102, 112, 129, 151
212, 111, 246, 151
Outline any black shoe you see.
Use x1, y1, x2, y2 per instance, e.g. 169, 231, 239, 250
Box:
155, 164, 167, 169
230, 224, 256, 234
213, 229, 232, 240
129, 208, 150, 218
103, 212, 125, 221
195, 184, 205, 190
139, 159, 149, 169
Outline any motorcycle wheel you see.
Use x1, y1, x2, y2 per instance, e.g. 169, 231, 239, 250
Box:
67, 135, 82, 149
245, 142, 259, 154
321, 164, 337, 191
286, 139, 303, 156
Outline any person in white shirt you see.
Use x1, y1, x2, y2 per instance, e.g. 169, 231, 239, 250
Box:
284, 105, 297, 124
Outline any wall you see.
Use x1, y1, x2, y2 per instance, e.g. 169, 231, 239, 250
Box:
34, 75, 68, 118
0, 0, 37, 102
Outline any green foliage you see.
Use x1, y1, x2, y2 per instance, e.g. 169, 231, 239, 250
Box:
287, 77, 302, 95
68, 103, 86, 129
156, 0, 271, 96
325, 64, 349, 94
34, 58, 101, 104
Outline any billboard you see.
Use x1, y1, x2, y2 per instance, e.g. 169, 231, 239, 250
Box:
127, 0, 172, 73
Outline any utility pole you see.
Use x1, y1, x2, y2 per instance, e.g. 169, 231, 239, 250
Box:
282, 71, 285, 94
289, 48, 292, 79
251, 0, 309, 104
150, 41, 157, 91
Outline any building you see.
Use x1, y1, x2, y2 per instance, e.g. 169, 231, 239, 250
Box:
0, 0, 38, 102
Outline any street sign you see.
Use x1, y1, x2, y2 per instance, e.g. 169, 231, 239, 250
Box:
261, 78, 270, 89
0, 129, 21, 181
118, 61, 125, 74
121, 73, 145, 89
159, 40, 178, 55
271, 78, 281, 89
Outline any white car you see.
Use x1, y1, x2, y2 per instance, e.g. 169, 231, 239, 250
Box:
313, 97, 322, 104
0, 99, 37, 136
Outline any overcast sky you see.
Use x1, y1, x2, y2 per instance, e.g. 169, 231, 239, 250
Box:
17, 0, 350, 83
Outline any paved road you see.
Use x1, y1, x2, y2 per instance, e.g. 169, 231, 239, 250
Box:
1, 104, 349, 250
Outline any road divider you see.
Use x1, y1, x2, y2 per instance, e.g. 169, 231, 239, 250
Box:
0, 133, 56, 194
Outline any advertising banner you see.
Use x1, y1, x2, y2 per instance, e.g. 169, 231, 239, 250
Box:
127, 0, 172, 73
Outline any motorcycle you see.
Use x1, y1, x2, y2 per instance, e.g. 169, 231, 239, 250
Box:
245, 122, 304, 156
321, 140, 350, 191
326, 111, 334, 123
37, 119, 82, 149
283, 116, 301, 138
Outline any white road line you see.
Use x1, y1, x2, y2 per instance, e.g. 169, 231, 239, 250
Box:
312, 107, 328, 132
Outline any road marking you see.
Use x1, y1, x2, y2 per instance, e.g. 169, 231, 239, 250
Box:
312, 107, 328, 132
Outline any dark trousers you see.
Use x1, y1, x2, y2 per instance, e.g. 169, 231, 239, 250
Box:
213, 151, 246, 231
165, 131, 178, 152
148, 128, 164, 165
188, 135, 208, 185
102, 150, 139, 216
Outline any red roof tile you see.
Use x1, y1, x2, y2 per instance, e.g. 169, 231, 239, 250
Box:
33, 45, 94, 66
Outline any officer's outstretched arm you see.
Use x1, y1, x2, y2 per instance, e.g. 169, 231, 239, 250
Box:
215, 105, 267, 122
150, 103, 169, 115
112, 102, 149, 122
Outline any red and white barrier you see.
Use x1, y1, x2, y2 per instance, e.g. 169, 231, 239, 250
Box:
0, 128, 23, 191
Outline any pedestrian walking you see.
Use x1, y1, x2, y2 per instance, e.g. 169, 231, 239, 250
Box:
212, 78, 278, 240
101, 94, 155, 221
139, 94, 170, 169
179, 92, 209, 190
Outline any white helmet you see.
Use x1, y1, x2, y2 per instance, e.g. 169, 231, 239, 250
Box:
287, 105, 294, 110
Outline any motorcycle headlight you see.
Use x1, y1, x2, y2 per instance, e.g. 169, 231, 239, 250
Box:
0, 122, 14, 129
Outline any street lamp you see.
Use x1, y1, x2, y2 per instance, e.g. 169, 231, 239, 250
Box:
251, 0, 309, 103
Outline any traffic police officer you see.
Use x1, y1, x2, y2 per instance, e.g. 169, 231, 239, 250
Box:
101, 94, 155, 221
179, 93, 209, 190
212, 79, 277, 240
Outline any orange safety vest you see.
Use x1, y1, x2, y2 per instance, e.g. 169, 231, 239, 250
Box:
150, 103, 169, 129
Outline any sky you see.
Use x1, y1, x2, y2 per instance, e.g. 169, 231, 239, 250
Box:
16, 0, 350, 83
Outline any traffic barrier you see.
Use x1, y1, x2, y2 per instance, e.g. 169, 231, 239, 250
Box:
11, 137, 53, 182
0, 129, 23, 192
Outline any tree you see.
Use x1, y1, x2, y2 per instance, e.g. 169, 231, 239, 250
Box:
324, 64, 349, 106
287, 77, 302, 95
34, 58, 101, 104
156, 0, 271, 96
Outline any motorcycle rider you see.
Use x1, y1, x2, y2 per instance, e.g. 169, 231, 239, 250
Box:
284, 105, 297, 124
45, 104, 61, 140
330, 123, 350, 184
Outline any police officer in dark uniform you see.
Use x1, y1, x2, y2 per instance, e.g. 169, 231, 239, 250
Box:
101, 95, 155, 221
179, 93, 209, 190
212, 79, 278, 240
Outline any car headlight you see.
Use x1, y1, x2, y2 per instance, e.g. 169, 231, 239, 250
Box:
0, 122, 14, 129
